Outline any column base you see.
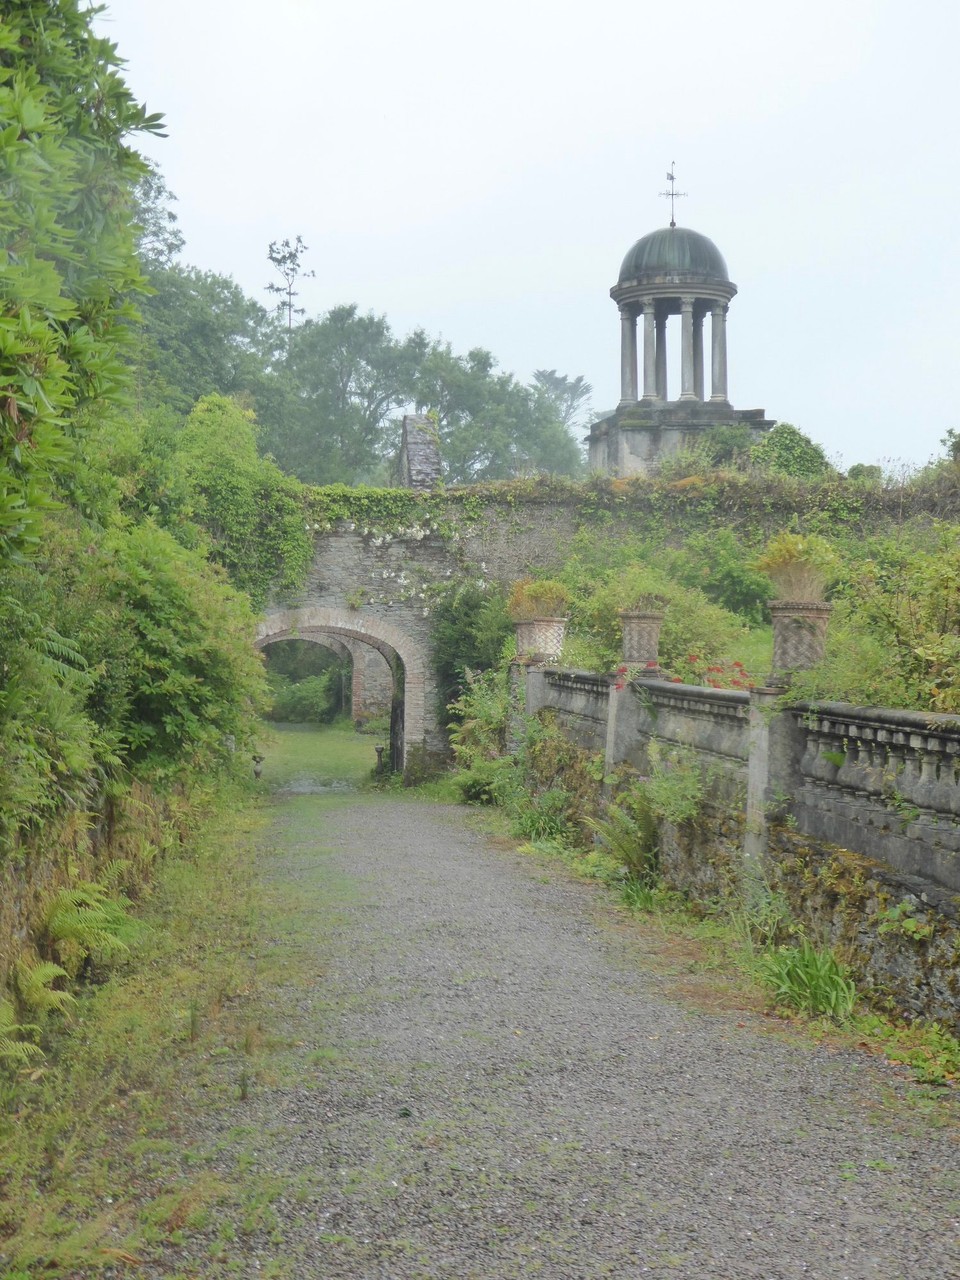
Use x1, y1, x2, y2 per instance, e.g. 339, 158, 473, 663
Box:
709, 394, 731, 404
679, 392, 699, 402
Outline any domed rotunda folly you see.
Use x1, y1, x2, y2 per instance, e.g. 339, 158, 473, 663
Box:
588, 222, 774, 475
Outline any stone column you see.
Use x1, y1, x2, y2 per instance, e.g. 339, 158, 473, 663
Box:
641, 303, 657, 399
710, 304, 729, 401
680, 296, 696, 400
655, 311, 668, 400
693, 306, 704, 401
619, 306, 638, 403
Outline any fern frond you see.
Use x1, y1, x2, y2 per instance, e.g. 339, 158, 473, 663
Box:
13, 961, 76, 1016
43, 882, 132, 961
0, 998, 44, 1064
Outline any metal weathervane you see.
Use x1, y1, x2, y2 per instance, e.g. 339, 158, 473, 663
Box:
659, 162, 687, 227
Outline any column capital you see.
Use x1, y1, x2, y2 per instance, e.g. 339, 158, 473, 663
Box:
680, 295, 695, 313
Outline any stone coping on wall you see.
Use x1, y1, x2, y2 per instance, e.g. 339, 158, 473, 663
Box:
539, 667, 613, 695
632, 678, 750, 718
793, 701, 960, 737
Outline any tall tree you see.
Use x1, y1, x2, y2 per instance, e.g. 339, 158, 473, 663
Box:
133, 265, 279, 413
260, 305, 429, 484
266, 235, 315, 332
415, 346, 583, 483
133, 165, 185, 269
531, 369, 593, 435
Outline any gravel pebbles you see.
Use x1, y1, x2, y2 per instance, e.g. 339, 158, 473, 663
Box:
167, 795, 960, 1279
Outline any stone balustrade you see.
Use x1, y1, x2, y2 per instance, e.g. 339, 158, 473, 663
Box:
790, 702, 960, 890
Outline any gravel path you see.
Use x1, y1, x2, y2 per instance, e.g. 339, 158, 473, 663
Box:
181, 794, 960, 1279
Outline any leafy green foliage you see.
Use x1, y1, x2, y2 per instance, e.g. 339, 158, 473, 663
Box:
633, 741, 703, 825
132, 264, 278, 415
266, 673, 338, 724
661, 528, 771, 623
12, 960, 75, 1017
750, 423, 834, 480
95, 521, 267, 773
431, 583, 512, 722
171, 395, 312, 608
41, 882, 131, 978
586, 803, 657, 885
261, 304, 430, 484
758, 939, 856, 1018
0, 998, 41, 1066
573, 558, 749, 678
0, 0, 162, 557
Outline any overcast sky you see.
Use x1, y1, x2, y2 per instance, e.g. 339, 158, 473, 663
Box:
94, 0, 959, 469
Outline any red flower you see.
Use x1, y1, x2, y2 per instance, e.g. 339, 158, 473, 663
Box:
686, 654, 700, 663
645, 660, 658, 668
671, 676, 683, 683
706, 665, 723, 673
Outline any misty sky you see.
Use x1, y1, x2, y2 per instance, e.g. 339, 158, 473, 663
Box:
94, 0, 959, 469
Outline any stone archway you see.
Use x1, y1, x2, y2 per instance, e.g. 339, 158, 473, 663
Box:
256, 606, 436, 776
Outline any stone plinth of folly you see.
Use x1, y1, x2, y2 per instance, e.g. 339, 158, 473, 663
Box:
619, 610, 664, 670
514, 617, 567, 664
768, 601, 832, 683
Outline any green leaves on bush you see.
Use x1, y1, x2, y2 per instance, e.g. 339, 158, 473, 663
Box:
267, 673, 338, 724
0, 0, 162, 557
171, 395, 312, 609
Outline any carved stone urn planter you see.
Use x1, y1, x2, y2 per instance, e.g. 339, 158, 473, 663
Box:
619, 609, 664, 671
514, 617, 567, 664
768, 601, 832, 683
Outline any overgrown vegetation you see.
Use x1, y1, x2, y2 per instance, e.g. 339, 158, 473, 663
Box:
0, 4, 279, 1084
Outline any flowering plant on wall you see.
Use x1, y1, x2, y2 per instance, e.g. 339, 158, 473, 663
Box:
614, 655, 756, 691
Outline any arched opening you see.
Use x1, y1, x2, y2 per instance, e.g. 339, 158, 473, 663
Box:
260, 635, 353, 722
256, 608, 433, 775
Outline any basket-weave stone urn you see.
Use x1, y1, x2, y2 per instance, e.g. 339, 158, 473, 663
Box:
768, 601, 832, 683
619, 609, 664, 670
514, 617, 567, 664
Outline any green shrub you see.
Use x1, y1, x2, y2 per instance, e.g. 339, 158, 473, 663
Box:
750, 423, 834, 480
267, 673, 338, 723
576, 563, 749, 677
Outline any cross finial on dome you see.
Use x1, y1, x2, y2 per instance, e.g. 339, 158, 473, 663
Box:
659, 161, 687, 228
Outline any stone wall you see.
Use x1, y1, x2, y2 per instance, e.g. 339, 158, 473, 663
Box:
525, 666, 960, 1030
